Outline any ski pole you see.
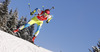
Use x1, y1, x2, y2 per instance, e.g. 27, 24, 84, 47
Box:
28, 3, 31, 13
50, 6, 55, 10
42, 6, 44, 10
28, 3, 32, 19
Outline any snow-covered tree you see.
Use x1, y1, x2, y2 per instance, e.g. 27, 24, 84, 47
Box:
0, 0, 34, 43
89, 41, 100, 52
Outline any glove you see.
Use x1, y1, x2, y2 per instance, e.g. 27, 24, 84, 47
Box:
46, 20, 49, 23
35, 8, 38, 11
30, 12, 34, 15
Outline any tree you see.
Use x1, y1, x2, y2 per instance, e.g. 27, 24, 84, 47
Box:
0, 0, 34, 43
89, 41, 100, 52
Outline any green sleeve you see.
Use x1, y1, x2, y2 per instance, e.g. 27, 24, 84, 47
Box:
46, 17, 52, 23
30, 10, 36, 15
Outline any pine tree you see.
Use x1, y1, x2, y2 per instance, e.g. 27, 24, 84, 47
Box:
89, 41, 100, 52
0, 0, 34, 43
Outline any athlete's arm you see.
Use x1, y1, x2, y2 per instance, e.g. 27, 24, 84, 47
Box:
30, 8, 38, 15
46, 15, 53, 23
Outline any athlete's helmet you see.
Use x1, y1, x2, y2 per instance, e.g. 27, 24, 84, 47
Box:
45, 9, 50, 14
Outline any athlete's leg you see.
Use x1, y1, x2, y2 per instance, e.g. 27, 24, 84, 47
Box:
32, 21, 43, 43
34, 23, 43, 37
19, 17, 37, 30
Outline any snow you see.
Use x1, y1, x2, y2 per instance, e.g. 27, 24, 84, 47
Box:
0, 30, 52, 52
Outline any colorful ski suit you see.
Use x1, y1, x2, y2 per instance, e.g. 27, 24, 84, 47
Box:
18, 8, 52, 37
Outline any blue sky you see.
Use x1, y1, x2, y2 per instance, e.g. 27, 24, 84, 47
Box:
7, 0, 100, 52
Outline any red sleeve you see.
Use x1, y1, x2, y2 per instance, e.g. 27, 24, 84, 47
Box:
40, 11, 44, 15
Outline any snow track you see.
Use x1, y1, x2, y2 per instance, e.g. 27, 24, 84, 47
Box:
0, 30, 52, 52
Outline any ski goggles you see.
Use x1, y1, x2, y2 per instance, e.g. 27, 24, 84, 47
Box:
45, 13, 49, 15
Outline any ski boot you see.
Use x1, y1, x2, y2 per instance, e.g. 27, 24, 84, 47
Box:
14, 29, 19, 33
32, 35, 36, 44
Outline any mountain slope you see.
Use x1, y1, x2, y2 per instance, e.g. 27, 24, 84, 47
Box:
0, 30, 52, 52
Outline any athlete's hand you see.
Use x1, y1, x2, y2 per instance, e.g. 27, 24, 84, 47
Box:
46, 20, 49, 23
30, 12, 34, 15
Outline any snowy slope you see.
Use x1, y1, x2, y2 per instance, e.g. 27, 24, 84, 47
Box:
0, 30, 52, 52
